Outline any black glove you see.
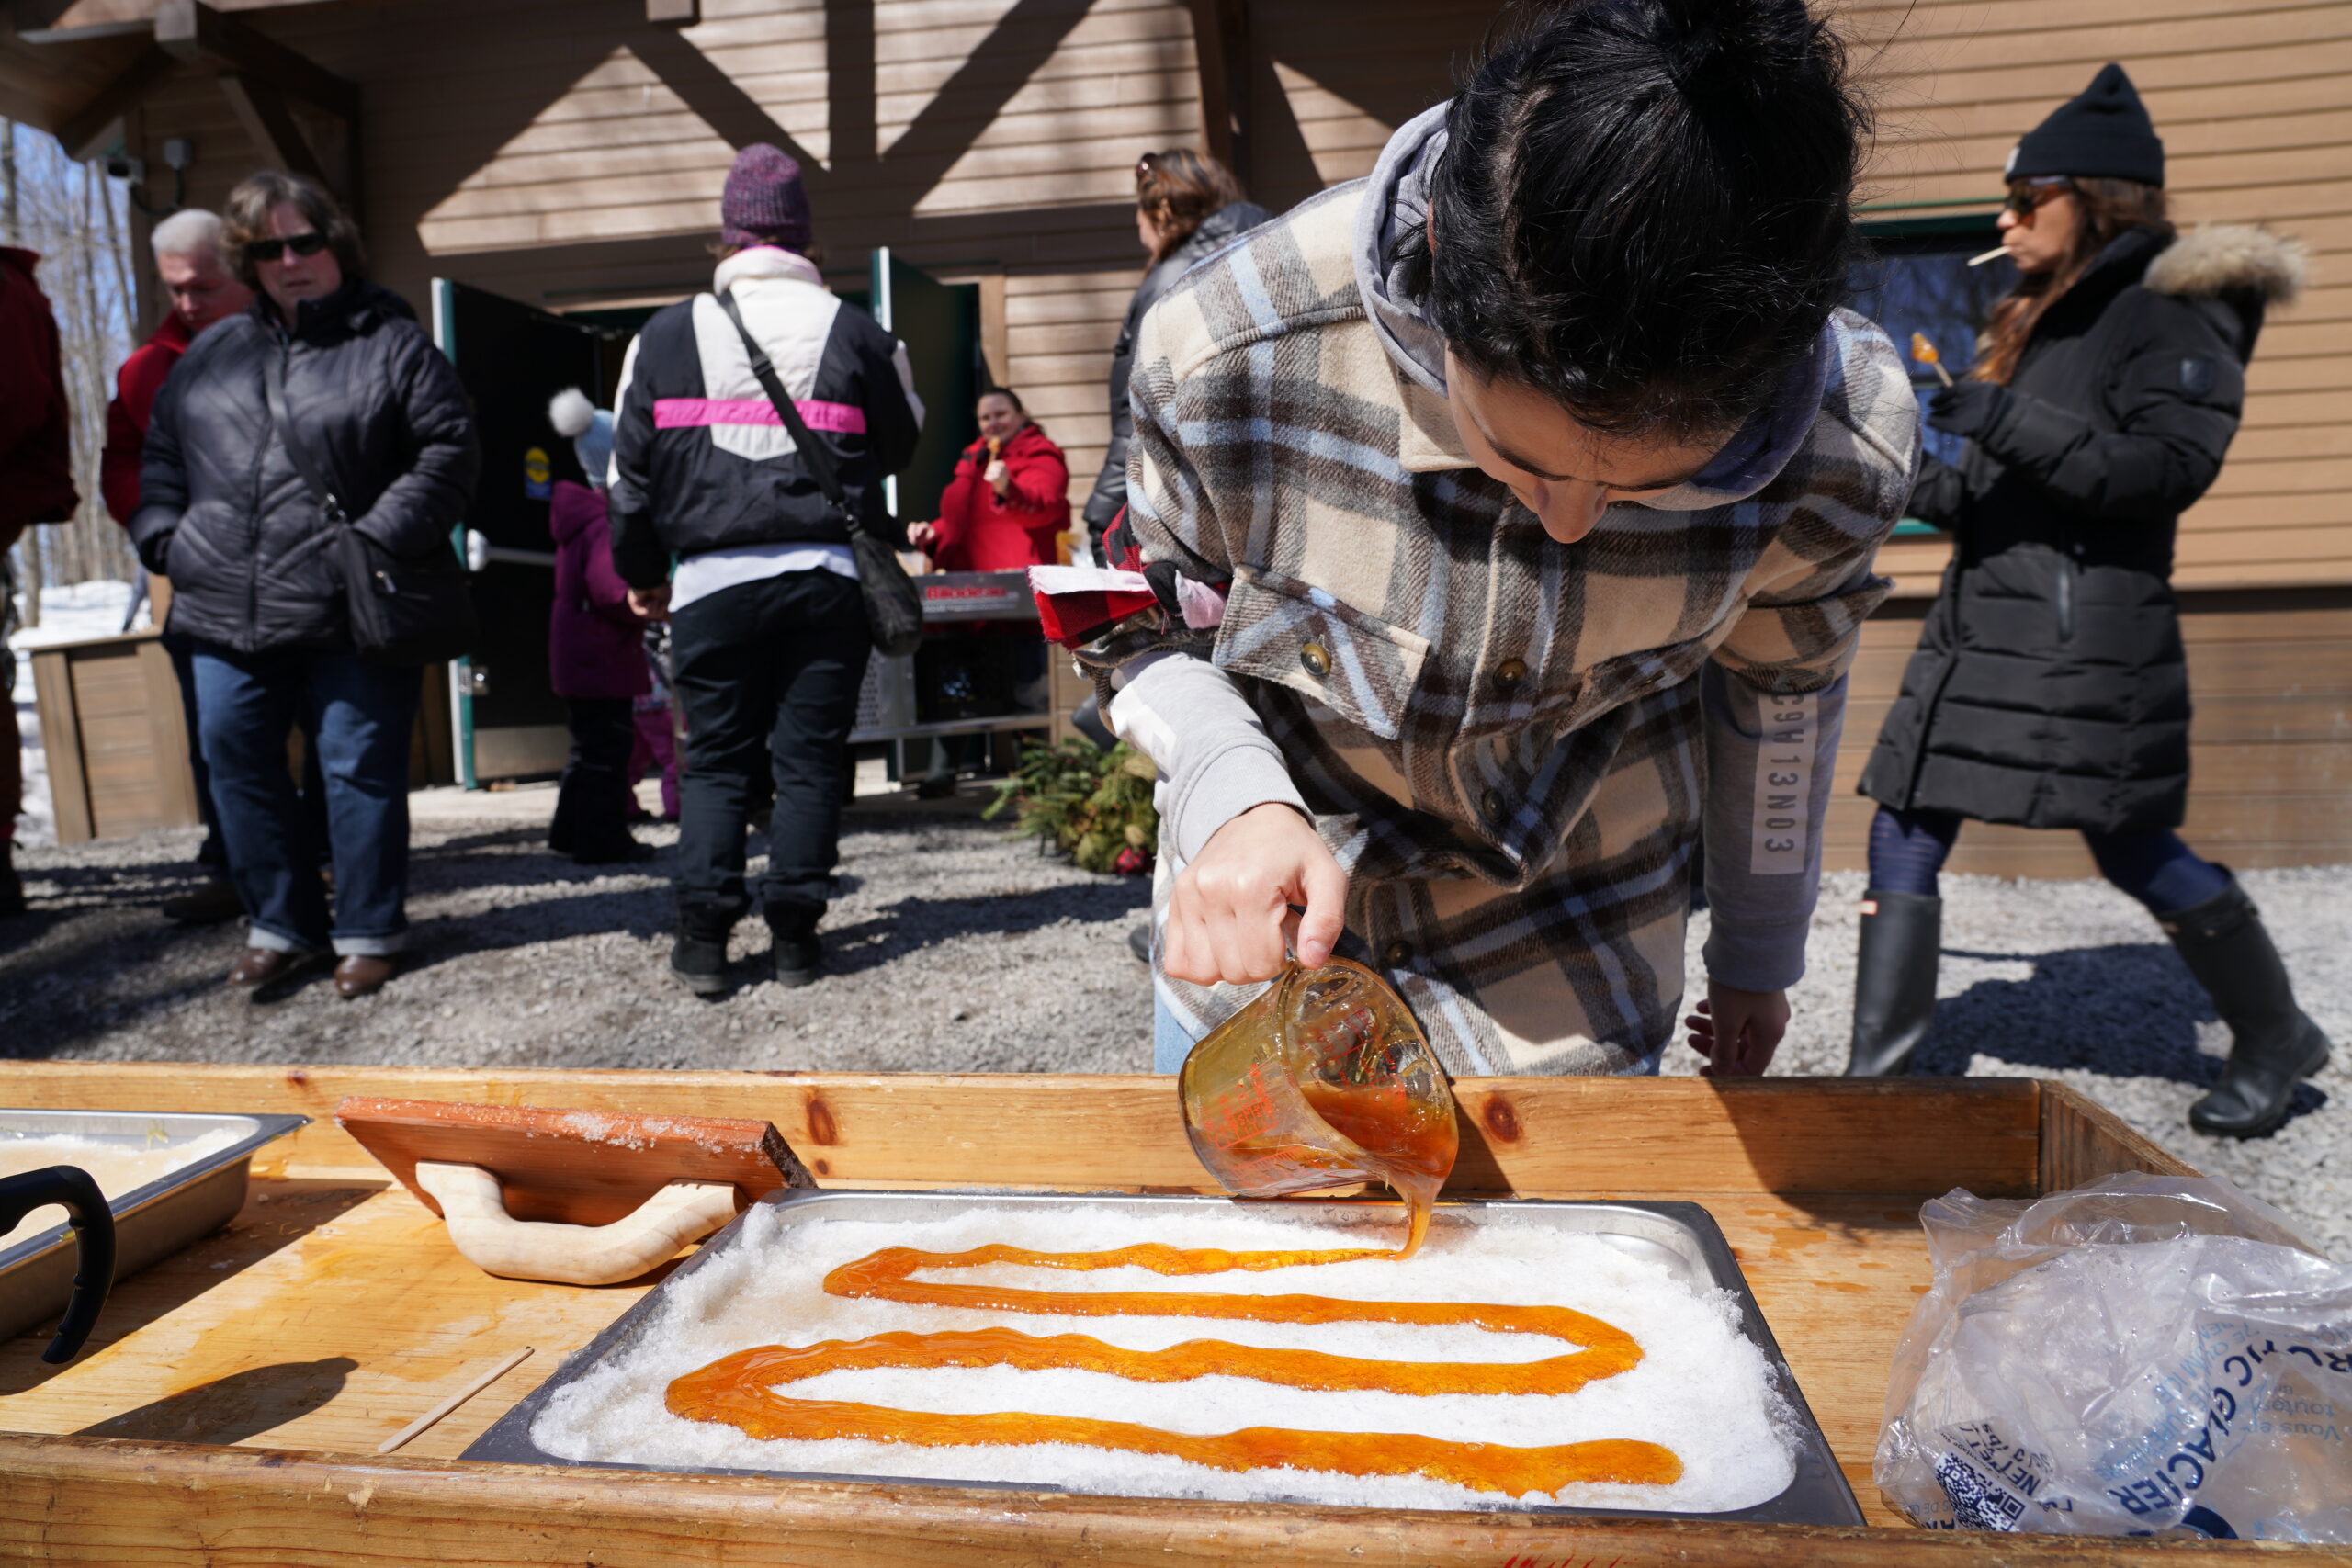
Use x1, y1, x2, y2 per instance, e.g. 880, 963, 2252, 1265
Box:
135, 528, 174, 577
1926, 380, 2008, 441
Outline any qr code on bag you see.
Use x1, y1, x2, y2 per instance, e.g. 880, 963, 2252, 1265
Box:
1936, 1451, 2028, 1530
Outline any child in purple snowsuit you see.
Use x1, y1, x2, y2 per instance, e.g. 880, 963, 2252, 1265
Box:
547, 389, 652, 863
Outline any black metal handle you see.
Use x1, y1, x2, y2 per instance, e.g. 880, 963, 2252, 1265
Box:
0, 1166, 114, 1363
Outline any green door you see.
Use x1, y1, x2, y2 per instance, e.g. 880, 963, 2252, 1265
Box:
430, 278, 632, 785
866, 248, 986, 526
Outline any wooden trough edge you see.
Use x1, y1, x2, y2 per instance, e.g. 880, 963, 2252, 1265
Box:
0, 1433, 2317, 1567
2041, 1080, 2200, 1191
0, 1062, 2062, 1198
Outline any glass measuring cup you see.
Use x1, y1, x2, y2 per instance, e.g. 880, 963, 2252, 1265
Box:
1177, 959, 1459, 1255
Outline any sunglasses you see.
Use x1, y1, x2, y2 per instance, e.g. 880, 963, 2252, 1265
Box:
246, 231, 330, 264
2002, 177, 2074, 218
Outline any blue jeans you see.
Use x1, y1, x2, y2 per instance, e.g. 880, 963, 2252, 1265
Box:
191, 645, 419, 956
1867, 806, 2229, 914
1153, 980, 1205, 1074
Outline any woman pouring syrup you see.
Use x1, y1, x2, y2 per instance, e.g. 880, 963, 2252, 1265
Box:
1057, 0, 1919, 1077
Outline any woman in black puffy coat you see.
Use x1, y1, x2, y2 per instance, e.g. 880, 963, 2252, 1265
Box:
133, 171, 479, 999
1078, 149, 1268, 563
1849, 65, 2322, 1138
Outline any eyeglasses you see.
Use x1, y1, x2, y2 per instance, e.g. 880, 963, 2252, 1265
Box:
246, 231, 329, 264
2002, 177, 2074, 219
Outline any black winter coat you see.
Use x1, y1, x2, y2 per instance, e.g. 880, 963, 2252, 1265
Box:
1080, 200, 1272, 560
607, 263, 922, 587
133, 282, 480, 654
1858, 225, 2301, 832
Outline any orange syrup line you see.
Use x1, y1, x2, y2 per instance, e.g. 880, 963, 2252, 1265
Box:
668, 1241, 1682, 1493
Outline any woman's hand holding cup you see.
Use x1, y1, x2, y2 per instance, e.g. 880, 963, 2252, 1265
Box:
1161, 802, 1347, 986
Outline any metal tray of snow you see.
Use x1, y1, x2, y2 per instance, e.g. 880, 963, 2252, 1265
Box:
465, 1190, 1860, 1524
0, 1109, 310, 1341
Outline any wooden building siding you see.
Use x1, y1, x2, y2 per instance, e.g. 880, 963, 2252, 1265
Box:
65, 0, 2345, 584
1843, 0, 2352, 592
80, 0, 1502, 501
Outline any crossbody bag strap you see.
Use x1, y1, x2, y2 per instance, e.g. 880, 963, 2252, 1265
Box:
714, 290, 846, 509
260, 341, 350, 526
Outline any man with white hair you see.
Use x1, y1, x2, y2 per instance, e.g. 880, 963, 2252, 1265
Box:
102, 208, 255, 923
102, 209, 253, 522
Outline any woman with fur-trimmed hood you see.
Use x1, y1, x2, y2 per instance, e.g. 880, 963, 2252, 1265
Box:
1850, 63, 2324, 1137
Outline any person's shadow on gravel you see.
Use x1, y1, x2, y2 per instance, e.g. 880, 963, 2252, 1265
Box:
1913, 942, 2327, 1128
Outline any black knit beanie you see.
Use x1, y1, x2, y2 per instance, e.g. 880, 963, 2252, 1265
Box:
2007, 62, 2165, 186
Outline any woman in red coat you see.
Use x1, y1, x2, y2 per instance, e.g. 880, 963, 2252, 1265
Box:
914, 389, 1069, 571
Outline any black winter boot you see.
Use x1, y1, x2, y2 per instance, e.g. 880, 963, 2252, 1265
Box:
0, 845, 23, 919
1843, 889, 1942, 1077
767, 901, 824, 988
669, 926, 732, 998
2164, 877, 2331, 1139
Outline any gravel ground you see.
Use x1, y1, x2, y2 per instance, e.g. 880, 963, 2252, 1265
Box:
3, 796, 2343, 1254
0, 789, 1154, 1076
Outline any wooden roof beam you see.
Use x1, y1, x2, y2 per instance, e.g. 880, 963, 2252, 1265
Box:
219, 71, 323, 183
1186, 0, 1250, 188
51, 42, 173, 161
153, 0, 356, 125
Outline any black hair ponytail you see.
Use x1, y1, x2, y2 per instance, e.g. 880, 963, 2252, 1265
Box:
1408, 0, 1864, 437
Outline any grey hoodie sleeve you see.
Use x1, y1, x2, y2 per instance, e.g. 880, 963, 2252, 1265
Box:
1108, 651, 1307, 863
1699, 664, 1846, 991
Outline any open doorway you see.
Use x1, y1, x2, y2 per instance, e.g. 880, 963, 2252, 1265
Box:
429, 251, 986, 787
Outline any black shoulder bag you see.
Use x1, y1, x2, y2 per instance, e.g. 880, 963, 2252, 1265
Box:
264, 344, 478, 668
715, 291, 922, 659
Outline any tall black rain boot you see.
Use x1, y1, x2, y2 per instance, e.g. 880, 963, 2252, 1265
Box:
2163, 876, 2331, 1139
1843, 889, 1942, 1077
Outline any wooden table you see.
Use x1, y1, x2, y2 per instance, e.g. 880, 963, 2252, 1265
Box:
0, 1061, 2330, 1565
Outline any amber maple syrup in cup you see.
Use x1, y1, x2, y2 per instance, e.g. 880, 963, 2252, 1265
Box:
1177, 959, 1458, 1256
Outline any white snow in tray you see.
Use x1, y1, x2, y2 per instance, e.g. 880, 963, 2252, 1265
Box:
530, 1201, 1801, 1513
0, 1126, 243, 1245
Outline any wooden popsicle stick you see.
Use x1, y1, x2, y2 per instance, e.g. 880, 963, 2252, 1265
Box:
376, 1347, 534, 1454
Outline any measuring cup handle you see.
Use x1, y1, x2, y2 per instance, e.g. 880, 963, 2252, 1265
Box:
0, 1166, 115, 1364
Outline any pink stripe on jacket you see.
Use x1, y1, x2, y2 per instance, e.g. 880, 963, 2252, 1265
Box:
653, 397, 868, 434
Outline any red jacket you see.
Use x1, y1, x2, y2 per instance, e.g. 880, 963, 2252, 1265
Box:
926, 422, 1069, 573
102, 310, 194, 524
0, 248, 78, 532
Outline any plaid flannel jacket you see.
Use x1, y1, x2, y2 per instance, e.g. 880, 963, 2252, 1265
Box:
1114, 184, 1918, 1074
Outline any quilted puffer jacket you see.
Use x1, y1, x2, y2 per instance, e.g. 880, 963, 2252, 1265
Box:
133, 281, 480, 653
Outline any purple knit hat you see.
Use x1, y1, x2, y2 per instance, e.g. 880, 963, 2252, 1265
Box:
720, 143, 812, 253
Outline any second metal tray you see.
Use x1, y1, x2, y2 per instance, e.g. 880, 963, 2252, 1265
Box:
0, 1109, 311, 1343
465, 1190, 1861, 1525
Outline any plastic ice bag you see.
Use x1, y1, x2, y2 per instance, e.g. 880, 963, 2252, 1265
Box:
1875, 1172, 2352, 1541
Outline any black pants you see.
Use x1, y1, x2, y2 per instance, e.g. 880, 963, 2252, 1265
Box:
670, 570, 869, 933
549, 697, 638, 857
